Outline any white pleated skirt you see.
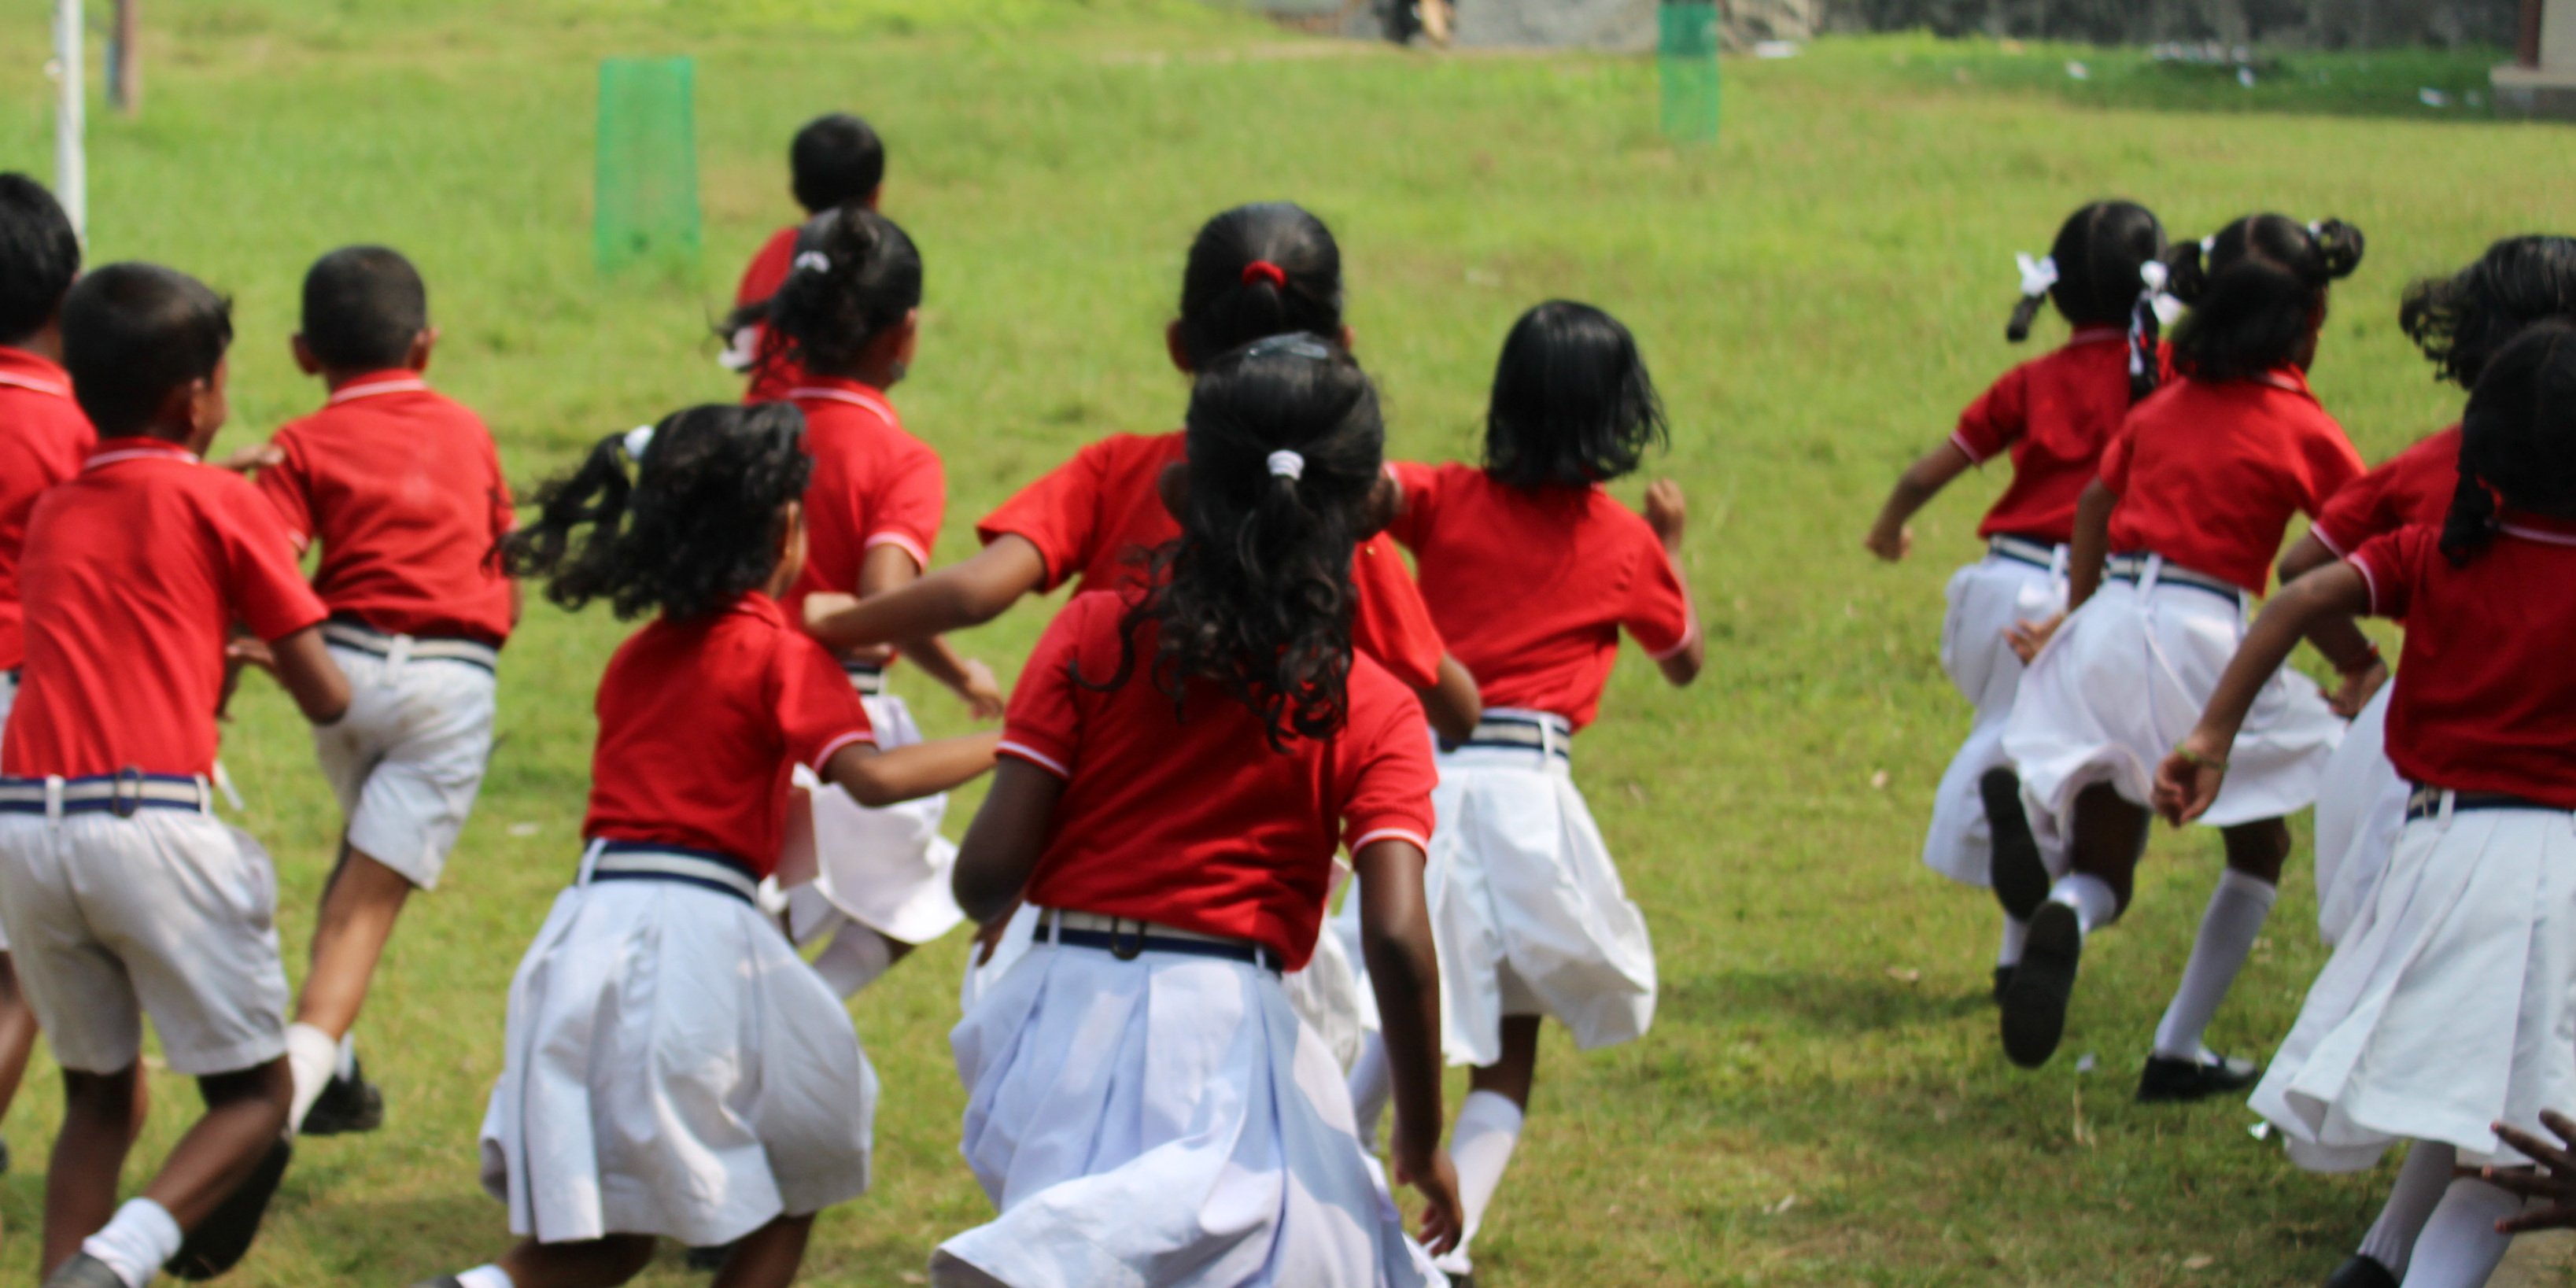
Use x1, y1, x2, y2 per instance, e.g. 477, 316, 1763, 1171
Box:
1925, 551, 2068, 887
795, 692, 966, 947
2251, 807, 2576, 1172
2004, 574, 2344, 854
941, 940, 1441, 1288
478, 877, 878, 1246
2312, 685, 2408, 947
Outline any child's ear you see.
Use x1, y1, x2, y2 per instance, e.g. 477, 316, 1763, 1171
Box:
1361, 469, 1400, 537
1338, 323, 1356, 353
1165, 321, 1194, 376
290, 334, 322, 378
1156, 459, 1188, 521
408, 327, 438, 375
862, 186, 882, 212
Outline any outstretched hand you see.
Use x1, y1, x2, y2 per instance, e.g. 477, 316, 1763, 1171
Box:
1392, 1139, 1463, 1257
2472, 1110, 2576, 1234
957, 659, 1006, 721
1644, 479, 1687, 553
2004, 612, 2065, 664
2152, 729, 2231, 827
1862, 521, 1914, 563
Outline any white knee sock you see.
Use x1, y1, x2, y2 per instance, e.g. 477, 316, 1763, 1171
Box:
455, 1266, 517, 1288
1433, 1090, 1524, 1273
2046, 873, 2120, 934
2360, 1140, 2457, 1276
1346, 1032, 1390, 1152
1998, 913, 2030, 968
2151, 869, 2277, 1061
813, 924, 896, 998
2398, 1179, 2522, 1288
80, 1198, 183, 1288
285, 1020, 341, 1135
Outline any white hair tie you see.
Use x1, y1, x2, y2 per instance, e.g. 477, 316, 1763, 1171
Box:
623, 425, 655, 461
2201, 235, 2218, 254
2016, 253, 2059, 299
793, 251, 831, 274
1266, 450, 1305, 482
2306, 220, 2324, 238
2138, 260, 2169, 294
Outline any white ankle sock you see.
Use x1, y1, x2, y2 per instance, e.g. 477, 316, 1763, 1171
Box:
2151, 869, 2276, 1061
336, 1029, 358, 1079
455, 1266, 517, 1288
2398, 1179, 2522, 1288
2360, 1140, 2456, 1277
1345, 1032, 1390, 1152
1433, 1090, 1525, 1274
813, 924, 896, 998
2046, 873, 2119, 934
1998, 913, 2030, 968
80, 1198, 182, 1288
285, 1021, 341, 1136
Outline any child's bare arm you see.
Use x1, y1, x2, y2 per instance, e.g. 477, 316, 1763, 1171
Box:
807, 536, 1050, 652
1416, 655, 1482, 745
2277, 531, 2386, 714
854, 545, 1007, 718
821, 731, 998, 811
266, 625, 351, 725
950, 758, 1064, 924
1864, 441, 1974, 563
2153, 563, 2371, 825
1353, 836, 1463, 1256
1644, 481, 1705, 687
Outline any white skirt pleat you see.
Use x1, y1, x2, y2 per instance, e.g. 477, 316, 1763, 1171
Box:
941, 942, 1441, 1288
1924, 552, 2068, 886
2312, 685, 2408, 947
797, 692, 966, 947
478, 879, 877, 1246
2251, 809, 2576, 1172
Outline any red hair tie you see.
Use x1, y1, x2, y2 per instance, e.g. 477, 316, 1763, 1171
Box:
1241, 260, 1288, 289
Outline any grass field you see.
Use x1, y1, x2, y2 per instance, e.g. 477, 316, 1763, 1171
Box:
2, 3, 2573, 1284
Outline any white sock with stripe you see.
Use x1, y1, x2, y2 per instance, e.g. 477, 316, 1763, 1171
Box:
285, 1021, 341, 1135
2397, 1179, 2520, 1288
1434, 1090, 1524, 1274
2359, 1140, 2456, 1278
2151, 869, 2276, 1061
80, 1198, 182, 1288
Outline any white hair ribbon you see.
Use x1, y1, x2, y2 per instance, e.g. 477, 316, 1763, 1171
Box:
2306, 220, 2324, 238
2138, 260, 2169, 294
793, 251, 832, 274
623, 425, 655, 460
2201, 235, 2218, 254
2016, 253, 2059, 299
1266, 450, 1305, 482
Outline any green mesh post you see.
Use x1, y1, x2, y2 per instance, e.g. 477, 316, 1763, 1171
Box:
1658, 2, 1720, 144
595, 57, 702, 275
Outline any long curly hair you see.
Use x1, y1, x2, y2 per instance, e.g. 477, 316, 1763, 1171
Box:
2162, 213, 2364, 384
2401, 235, 2576, 389
2443, 320, 2576, 567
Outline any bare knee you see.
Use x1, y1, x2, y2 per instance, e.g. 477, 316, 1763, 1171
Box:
197, 1058, 292, 1135
65, 1063, 142, 1120
1468, 1017, 1541, 1109
2222, 820, 2291, 884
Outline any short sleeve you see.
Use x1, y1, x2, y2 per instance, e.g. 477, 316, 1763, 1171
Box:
1951, 364, 2030, 466
2347, 526, 2432, 621
864, 444, 946, 573
2098, 419, 2139, 497
1381, 461, 1439, 551
253, 432, 318, 551
212, 477, 328, 642
773, 632, 876, 773
2294, 412, 2368, 519
978, 440, 1111, 593
1620, 525, 1696, 660
1338, 670, 1437, 855
998, 593, 1101, 780
1349, 533, 1445, 692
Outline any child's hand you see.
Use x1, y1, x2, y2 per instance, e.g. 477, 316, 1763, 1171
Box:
1392, 1137, 1463, 1257
1863, 521, 1914, 563
2004, 612, 2065, 663
2153, 729, 2231, 827
971, 899, 1023, 965
1643, 479, 1686, 552
956, 659, 1006, 721
225, 637, 279, 674
2475, 1111, 2576, 1233
2326, 659, 2389, 719
803, 591, 862, 640
215, 442, 283, 475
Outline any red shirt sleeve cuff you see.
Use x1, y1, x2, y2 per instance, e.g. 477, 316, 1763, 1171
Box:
998, 738, 1072, 779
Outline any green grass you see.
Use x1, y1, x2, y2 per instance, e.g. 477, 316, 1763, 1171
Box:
2, 5, 2573, 1284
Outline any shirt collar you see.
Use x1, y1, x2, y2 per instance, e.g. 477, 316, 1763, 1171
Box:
0, 346, 72, 399
785, 376, 895, 422
85, 437, 201, 471
2252, 367, 2316, 399
326, 370, 431, 405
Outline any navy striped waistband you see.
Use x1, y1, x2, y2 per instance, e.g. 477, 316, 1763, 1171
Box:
580, 840, 762, 905
842, 661, 886, 696
2105, 554, 2244, 604
0, 771, 212, 817
1441, 710, 1573, 762
324, 620, 500, 673
2404, 785, 2572, 822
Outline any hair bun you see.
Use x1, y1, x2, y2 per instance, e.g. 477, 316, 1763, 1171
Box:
2311, 218, 2365, 281
2159, 241, 2211, 306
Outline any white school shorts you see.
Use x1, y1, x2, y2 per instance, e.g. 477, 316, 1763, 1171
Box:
0, 804, 288, 1075
2311, 684, 2407, 947
315, 643, 498, 889
1925, 550, 2068, 887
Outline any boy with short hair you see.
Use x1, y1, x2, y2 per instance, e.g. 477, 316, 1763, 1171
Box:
0, 172, 93, 1171
725, 111, 885, 401
253, 245, 517, 1137
4, 261, 349, 1288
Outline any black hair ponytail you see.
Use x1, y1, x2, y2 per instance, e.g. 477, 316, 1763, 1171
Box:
2400, 235, 2576, 389
1173, 202, 1345, 369
501, 402, 814, 620
2166, 213, 2365, 385
2443, 320, 2576, 566
2006, 201, 2168, 400
722, 204, 922, 379
1087, 334, 1385, 749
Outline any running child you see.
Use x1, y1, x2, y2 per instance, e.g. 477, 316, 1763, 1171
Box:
931, 334, 1460, 1288
725, 113, 884, 403
2156, 319, 2576, 1288
6, 263, 351, 1288
1862, 199, 2168, 1000
419, 403, 997, 1288
244, 245, 519, 1139
0, 173, 93, 1172
721, 203, 1003, 997
1996, 214, 2369, 1098
1349, 300, 1702, 1283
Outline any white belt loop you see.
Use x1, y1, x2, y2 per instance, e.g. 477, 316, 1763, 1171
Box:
2047, 542, 2070, 591
1539, 718, 1558, 766
195, 774, 214, 815
2438, 788, 2457, 828
43, 775, 63, 828
2139, 552, 2165, 597
576, 838, 605, 884
385, 633, 415, 680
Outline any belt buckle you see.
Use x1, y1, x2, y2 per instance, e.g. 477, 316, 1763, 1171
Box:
110, 766, 144, 818
1107, 918, 1147, 961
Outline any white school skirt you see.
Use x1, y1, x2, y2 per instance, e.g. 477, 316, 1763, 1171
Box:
795, 692, 966, 947
1925, 548, 2068, 887
942, 938, 1441, 1288
2251, 805, 2576, 1172
2004, 570, 2344, 851
478, 867, 877, 1246
2312, 685, 2408, 947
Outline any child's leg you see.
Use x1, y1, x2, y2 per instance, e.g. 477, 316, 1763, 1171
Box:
286, 843, 411, 1128
710, 1214, 814, 1288
1442, 1016, 1540, 1271
2142, 819, 2286, 1095
2352, 1141, 2456, 1280
0, 951, 40, 1126
485, 1234, 657, 1288
2398, 1178, 2522, 1288
42, 1064, 145, 1274
2002, 784, 2146, 1067
143, 1060, 292, 1227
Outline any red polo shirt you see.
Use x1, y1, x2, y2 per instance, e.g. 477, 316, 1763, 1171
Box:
2311, 425, 2463, 557
2100, 368, 2365, 593
255, 373, 516, 646
1950, 329, 2139, 544
733, 225, 810, 404
976, 430, 1448, 692
781, 378, 945, 626
583, 592, 876, 874
2351, 518, 2576, 809
5, 441, 327, 779
0, 347, 96, 670
1002, 591, 1437, 968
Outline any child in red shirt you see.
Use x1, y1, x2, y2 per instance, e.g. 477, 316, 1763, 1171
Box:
2158, 321, 2576, 1288
932, 337, 1460, 1287
0, 173, 92, 1169
424, 403, 995, 1288
6, 264, 351, 1288
1998, 214, 2370, 1098
724, 113, 883, 403
242, 245, 519, 1140
1862, 199, 2168, 1000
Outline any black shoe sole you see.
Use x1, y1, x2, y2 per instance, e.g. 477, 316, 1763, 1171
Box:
1983, 767, 2050, 922
2136, 1057, 2263, 1104
2001, 902, 2080, 1068
166, 1136, 292, 1280
300, 1076, 384, 1137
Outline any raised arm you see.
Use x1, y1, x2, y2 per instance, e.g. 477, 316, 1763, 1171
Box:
1353, 836, 1463, 1256
2153, 563, 2372, 825
821, 731, 1000, 811
2065, 477, 2117, 611
856, 543, 1005, 718
1644, 480, 1705, 687
950, 758, 1064, 924
806, 534, 1050, 653
1863, 441, 1975, 563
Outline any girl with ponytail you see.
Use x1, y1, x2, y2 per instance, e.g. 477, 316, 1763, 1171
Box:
2154, 321, 2576, 1288
1860, 199, 2167, 998
932, 338, 1461, 1288
1993, 213, 2369, 1099
426, 404, 996, 1288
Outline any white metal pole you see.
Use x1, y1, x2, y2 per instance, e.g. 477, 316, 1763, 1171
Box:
54, 0, 85, 239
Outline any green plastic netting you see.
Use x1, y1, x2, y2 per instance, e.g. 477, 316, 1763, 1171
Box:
595, 57, 703, 275
1658, 2, 1720, 143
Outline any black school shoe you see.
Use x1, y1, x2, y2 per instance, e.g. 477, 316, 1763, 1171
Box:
1982, 767, 2051, 922
2322, 1253, 2397, 1288
299, 1059, 385, 1136
165, 1136, 292, 1279
2000, 902, 2080, 1068
1991, 965, 2013, 1006
2136, 1050, 2261, 1104
42, 1253, 127, 1288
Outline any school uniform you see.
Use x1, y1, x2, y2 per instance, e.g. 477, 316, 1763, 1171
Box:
477, 592, 880, 1247
941, 591, 1442, 1288
0, 440, 325, 1076
2005, 369, 2363, 849
727, 224, 811, 403
1353, 462, 1695, 1068
0, 347, 94, 953
2305, 426, 2461, 945
255, 374, 515, 888
2251, 518, 2576, 1172
1923, 329, 2131, 888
